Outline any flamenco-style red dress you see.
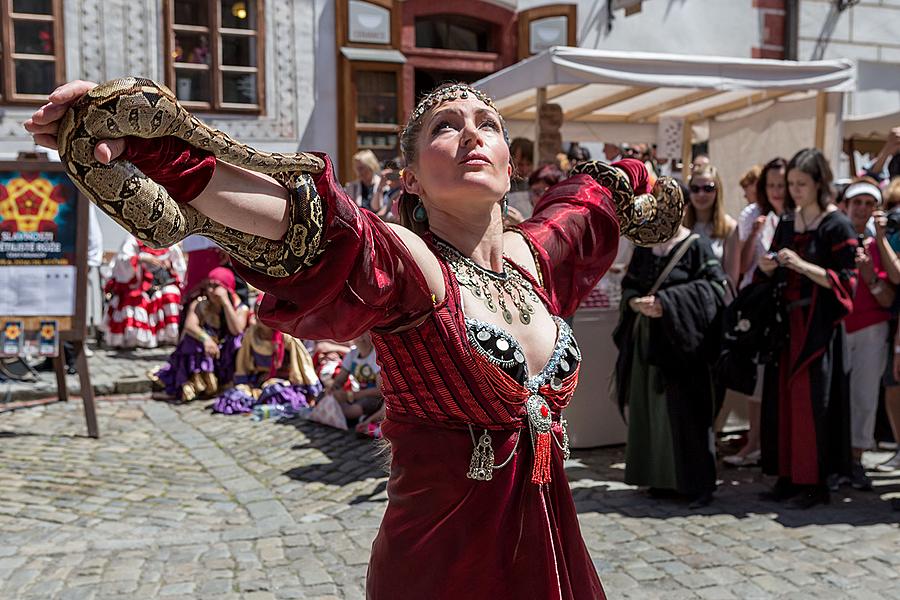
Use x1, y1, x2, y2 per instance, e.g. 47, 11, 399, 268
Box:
130, 139, 643, 600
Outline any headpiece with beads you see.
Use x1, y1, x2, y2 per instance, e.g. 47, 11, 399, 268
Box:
407, 83, 497, 129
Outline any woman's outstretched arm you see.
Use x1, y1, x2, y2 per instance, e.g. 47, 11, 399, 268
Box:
25, 80, 291, 241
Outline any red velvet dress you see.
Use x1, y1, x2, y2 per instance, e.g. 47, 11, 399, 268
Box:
128, 140, 633, 599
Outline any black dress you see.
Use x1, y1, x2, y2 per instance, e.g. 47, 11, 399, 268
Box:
614, 235, 728, 495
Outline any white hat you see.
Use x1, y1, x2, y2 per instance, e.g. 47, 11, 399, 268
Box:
844, 181, 883, 205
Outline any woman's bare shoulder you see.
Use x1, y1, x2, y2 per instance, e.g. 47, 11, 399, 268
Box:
386, 223, 445, 303
503, 229, 541, 280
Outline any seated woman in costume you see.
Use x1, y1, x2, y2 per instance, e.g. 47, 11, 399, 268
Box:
103, 234, 185, 348
214, 300, 322, 415
150, 267, 249, 401
615, 223, 728, 508
27, 78, 685, 600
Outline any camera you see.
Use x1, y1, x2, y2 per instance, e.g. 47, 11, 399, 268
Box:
886, 208, 900, 235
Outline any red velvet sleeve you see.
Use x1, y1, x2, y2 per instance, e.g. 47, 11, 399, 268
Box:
234, 154, 434, 341
118, 137, 433, 341
514, 174, 621, 317
121, 136, 216, 203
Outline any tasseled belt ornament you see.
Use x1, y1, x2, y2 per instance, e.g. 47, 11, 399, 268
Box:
466, 395, 570, 485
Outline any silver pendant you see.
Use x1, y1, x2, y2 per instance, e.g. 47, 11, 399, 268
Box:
467, 430, 495, 481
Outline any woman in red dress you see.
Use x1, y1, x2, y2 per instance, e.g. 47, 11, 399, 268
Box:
27, 80, 683, 599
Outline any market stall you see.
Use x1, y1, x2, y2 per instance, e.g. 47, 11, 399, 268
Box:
474, 47, 857, 447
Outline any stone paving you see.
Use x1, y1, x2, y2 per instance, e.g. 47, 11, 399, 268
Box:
1, 397, 899, 600
1, 345, 165, 403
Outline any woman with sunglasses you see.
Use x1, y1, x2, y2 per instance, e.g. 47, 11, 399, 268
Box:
28, 78, 684, 599
757, 148, 857, 509
684, 164, 739, 286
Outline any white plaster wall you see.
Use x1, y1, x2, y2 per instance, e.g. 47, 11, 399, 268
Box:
798, 0, 900, 116
0, 0, 336, 250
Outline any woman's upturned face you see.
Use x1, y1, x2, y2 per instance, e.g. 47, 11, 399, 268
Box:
689, 176, 717, 216
788, 169, 818, 209
766, 168, 786, 208
406, 98, 511, 211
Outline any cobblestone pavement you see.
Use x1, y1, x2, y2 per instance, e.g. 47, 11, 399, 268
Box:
1, 345, 166, 403
1, 398, 899, 600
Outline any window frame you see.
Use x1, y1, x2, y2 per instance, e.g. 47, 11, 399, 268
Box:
517, 4, 577, 61
0, 0, 66, 105
163, 0, 266, 114
341, 60, 403, 173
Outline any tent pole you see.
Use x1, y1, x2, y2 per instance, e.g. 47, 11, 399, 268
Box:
535, 86, 546, 167
814, 91, 828, 151
681, 119, 693, 180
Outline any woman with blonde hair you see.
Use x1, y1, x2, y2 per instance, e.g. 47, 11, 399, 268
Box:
344, 149, 382, 211
684, 164, 739, 285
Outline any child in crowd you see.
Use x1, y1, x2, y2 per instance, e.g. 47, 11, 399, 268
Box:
150, 267, 249, 401
213, 298, 322, 414
326, 332, 384, 430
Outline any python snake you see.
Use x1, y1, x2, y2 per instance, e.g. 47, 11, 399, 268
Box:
58, 77, 683, 283
57, 77, 326, 278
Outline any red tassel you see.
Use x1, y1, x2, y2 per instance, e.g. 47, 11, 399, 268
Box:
531, 431, 552, 484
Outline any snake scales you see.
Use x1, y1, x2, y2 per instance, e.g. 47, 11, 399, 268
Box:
57, 77, 327, 277
58, 77, 683, 282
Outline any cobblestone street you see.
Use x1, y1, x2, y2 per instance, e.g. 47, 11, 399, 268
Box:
1, 396, 898, 600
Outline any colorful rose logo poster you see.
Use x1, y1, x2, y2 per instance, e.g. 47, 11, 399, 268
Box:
0, 170, 79, 265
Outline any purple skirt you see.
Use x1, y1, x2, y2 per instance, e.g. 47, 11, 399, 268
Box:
212, 378, 322, 415
156, 333, 242, 398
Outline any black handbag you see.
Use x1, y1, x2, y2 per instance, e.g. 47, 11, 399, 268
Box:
715, 278, 787, 394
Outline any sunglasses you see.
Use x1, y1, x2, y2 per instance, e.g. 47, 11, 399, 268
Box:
690, 183, 716, 193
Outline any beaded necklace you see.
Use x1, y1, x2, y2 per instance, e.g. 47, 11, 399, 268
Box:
434, 237, 540, 326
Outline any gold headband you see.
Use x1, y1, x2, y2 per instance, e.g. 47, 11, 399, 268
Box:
408, 84, 496, 125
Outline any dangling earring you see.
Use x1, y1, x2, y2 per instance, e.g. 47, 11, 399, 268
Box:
413, 199, 428, 223
502, 196, 509, 218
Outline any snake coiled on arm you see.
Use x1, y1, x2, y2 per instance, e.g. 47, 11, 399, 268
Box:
57, 77, 685, 281
57, 77, 327, 278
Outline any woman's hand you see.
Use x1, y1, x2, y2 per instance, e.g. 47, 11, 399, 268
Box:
203, 337, 220, 359
629, 295, 662, 318
750, 215, 766, 237
23, 80, 126, 164
209, 284, 230, 304
776, 248, 805, 273
758, 252, 779, 275
856, 247, 876, 283
874, 210, 888, 241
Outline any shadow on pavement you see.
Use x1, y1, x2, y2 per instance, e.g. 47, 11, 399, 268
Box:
566, 445, 900, 528
278, 417, 387, 488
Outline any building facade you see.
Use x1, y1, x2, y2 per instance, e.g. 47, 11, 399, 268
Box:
1, 1, 897, 216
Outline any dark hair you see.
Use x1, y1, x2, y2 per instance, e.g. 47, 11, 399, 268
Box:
528, 164, 564, 188
785, 148, 833, 211
567, 142, 591, 162
509, 137, 534, 161
755, 157, 787, 215
397, 82, 510, 235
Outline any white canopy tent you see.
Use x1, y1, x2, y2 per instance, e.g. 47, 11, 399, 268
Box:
474, 47, 857, 215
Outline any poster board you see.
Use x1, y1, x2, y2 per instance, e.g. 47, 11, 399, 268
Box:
0, 156, 98, 437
